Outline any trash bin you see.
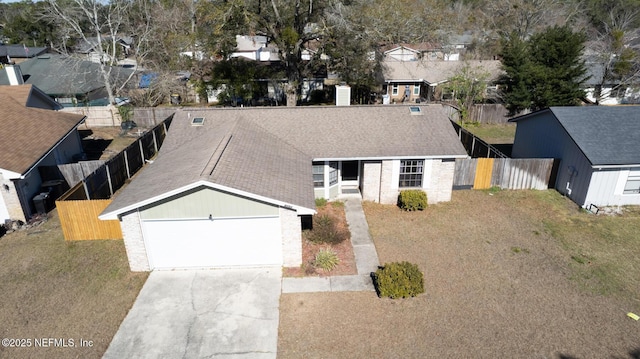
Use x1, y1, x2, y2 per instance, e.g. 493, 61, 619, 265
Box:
33, 192, 50, 214
170, 93, 181, 105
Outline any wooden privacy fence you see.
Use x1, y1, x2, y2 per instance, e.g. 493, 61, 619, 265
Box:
55, 114, 173, 240
454, 158, 556, 190
450, 121, 508, 158
56, 199, 122, 240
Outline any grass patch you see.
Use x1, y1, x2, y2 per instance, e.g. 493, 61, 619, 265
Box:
511, 246, 529, 254
464, 123, 517, 144
0, 211, 148, 359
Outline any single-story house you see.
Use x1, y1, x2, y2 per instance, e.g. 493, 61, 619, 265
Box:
0, 54, 135, 107
382, 43, 443, 62
510, 106, 640, 209
583, 60, 640, 105
0, 86, 86, 223
382, 60, 502, 103
99, 105, 468, 271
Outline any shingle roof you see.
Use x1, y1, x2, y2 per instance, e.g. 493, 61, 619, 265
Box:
0, 54, 134, 96
103, 105, 468, 215
0, 44, 48, 59
0, 96, 85, 174
383, 60, 503, 84
514, 106, 640, 166
0, 84, 33, 105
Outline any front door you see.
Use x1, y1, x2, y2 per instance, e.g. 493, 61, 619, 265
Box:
341, 160, 359, 188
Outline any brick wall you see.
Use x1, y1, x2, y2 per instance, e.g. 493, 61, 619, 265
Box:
120, 211, 150, 271
280, 207, 302, 267
427, 160, 455, 203
362, 161, 382, 202
379, 160, 398, 204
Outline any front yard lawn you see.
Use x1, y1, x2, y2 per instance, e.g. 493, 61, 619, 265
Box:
278, 190, 640, 358
0, 211, 147, 359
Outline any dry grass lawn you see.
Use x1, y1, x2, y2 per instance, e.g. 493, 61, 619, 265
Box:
464, 122, 517, 144
0, 211, 148, 359
278, 190, 640, 358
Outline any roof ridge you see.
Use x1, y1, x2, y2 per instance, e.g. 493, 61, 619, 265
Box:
200, 133, 233, 177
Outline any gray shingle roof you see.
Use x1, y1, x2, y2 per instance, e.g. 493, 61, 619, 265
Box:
103, 105, 467, 216
0, 54, 134, 96
513, 106, 640, 166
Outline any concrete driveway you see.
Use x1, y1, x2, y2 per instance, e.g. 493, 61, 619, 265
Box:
103, 268, 281, 359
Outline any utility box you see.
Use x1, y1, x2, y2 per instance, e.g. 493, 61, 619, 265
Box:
32, 192, 51, 215
335, 85, 351, 106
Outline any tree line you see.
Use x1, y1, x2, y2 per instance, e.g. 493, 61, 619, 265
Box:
0, 0, 638, 111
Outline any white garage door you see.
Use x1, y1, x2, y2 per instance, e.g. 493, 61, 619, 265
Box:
142, 217, 282, 269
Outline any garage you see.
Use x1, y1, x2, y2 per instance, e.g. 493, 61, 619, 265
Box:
142, 216, 282, 269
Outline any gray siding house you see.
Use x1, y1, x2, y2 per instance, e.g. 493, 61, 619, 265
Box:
100, 105, 468, 271
510, 106, 640, 209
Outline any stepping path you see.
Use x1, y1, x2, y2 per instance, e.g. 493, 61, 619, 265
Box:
282, 195, 380, 293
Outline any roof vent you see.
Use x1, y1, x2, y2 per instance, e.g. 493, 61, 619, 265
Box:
409, 106, 422, 115
191, 117, 204, 126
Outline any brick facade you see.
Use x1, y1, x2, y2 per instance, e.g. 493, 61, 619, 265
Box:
120, 211, 150, 271
427, 160, 455, 203
280, 207, 302, 267
361, 161, 382, 202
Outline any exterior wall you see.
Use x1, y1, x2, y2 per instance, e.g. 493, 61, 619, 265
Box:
280, 207, 302, 267
379, 160, 398, 204
140, 186, 279, 220
362, 161, 382, 202
512, 113, 593, 206
329, 184, 340, 199
384, 83, 423, 103
428, 160, 456, 203
121, 211, 150, 271
585, 168, 640, 207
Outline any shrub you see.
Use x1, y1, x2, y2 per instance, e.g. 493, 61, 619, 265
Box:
314, 248, 340, 271
315, 197, 328, 207
307, 214, 349, 244
373, 261, 425, 299
398, 190, 428, 211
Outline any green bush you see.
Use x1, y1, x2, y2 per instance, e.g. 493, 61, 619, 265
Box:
314, 248, 340, 271
307, 214, 349, 244
315, 197, 328, 207
374, 261, 425, 299
398, 190, 428, 211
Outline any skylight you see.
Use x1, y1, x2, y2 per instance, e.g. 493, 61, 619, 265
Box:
409, 106, 422, 115
191, 117, 204, 126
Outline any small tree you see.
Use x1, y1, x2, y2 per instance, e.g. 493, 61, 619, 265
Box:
443, 64, 490, 123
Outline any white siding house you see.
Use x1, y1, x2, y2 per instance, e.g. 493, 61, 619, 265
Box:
510, 106, 640, 209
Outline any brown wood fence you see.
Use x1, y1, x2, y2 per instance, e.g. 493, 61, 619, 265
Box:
454, 158, 556, 190
56, 198, 122, 240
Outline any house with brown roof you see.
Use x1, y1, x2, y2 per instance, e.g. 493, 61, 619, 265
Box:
0, 85, 86, 223
99, 105, 468, 271
382, 60, 502, 104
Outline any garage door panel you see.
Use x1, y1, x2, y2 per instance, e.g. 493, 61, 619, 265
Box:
143, 217, 282, 269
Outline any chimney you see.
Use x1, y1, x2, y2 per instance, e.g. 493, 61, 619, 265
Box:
335, 84, 350, 106
5, 65, 24, 86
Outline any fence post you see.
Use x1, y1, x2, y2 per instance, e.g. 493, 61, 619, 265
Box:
124, 150, 131, 178
82, 179, 91, 200
139, 138, 145, 162
105, 164, 114, 196
152, 128, 158, 154
471, 136, 476, 156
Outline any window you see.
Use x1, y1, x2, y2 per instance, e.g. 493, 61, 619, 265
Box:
413, 85, 420, 95
392, 84, 398, 95
399, 160, 424, 187
623, 169, 640, 194
313, 162, 324, 187
329, 162, 338, 186
191, 117, 204, 126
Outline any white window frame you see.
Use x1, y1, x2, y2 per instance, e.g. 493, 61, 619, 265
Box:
312, 162, 324, 188
329, 161, 338, 186
392, 84, 398, 95
399, 160, 424, 188
413, 84, 420, 95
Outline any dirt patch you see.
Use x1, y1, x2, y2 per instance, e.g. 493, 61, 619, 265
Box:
79, 126, 141, 161
0, 210, 148, 359
278, 190, 640, 358
283, 202, 357, 277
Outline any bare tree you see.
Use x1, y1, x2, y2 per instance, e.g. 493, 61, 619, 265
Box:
43, 0, 133, 105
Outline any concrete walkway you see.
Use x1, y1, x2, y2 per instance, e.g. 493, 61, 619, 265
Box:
282, 195, 380, 293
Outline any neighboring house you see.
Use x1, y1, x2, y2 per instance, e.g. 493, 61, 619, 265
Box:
0, 54, 135, 106
382, 60, 502, 103
0, 87, 86, 223
382, 43, 443, 62
510, 106, 640, 209
0, 44, 48, 64
583, 60, 640, 105
99, 105, 468, 271
230, 35, 280, 62
74, 36, 134, 63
